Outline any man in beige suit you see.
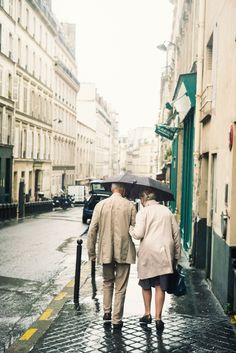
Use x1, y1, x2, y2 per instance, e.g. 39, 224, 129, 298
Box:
87, 183, 136, 329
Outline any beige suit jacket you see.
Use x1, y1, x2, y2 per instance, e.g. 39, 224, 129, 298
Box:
87, 192, 137, 264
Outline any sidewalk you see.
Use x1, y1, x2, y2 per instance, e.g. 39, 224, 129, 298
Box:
23, 257, 236, 353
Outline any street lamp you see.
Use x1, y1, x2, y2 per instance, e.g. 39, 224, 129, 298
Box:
157, 41, 177, 51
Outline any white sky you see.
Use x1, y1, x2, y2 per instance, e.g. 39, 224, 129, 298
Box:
52, 0, 173, 134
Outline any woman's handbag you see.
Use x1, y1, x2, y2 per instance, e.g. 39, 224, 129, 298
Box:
167, 264, 187, 297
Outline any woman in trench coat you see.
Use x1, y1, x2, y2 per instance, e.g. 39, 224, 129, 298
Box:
129, 190, 181, 332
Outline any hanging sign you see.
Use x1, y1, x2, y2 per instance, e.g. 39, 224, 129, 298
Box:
155, 124, 178, 140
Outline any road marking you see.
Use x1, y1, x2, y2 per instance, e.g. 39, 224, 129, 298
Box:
54, 292, 67, 301
66, 280, 75, 288
39, 308, 53, 321
19, 328, 38, 341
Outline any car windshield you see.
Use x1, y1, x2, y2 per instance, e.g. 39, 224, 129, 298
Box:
91, 182, 106, 193
87, 194, 109, 209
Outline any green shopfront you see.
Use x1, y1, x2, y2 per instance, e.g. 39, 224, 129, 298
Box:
156, 73, 196, 252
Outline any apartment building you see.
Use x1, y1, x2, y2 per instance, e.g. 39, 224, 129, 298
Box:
77, 83, 119, 181
157, 0, 236, 312
119, 127, 157, 178
0, 0, 79, 201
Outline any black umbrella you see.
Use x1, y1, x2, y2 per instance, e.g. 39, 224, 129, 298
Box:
101, 172, 174, 201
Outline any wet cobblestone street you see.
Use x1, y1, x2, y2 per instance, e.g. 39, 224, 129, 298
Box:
31, 263, 236, 353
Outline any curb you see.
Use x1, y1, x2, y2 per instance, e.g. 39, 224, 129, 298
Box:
5, 261, 90, 353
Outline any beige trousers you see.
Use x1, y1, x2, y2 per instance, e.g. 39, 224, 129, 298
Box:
103, 262, 130, 324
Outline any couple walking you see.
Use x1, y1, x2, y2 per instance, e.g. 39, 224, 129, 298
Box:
87, 183, 181, 332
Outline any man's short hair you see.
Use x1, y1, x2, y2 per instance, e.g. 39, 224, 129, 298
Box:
111, 183, 126, 192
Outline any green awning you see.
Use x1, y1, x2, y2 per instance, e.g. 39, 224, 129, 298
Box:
170, 72, 196, 122
173, 72, 196, 107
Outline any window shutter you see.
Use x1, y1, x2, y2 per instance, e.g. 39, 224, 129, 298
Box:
12, 35, 17, 62
40, 130, 44, 159
0, 68, 3, 96
13, 75, 18, 101
14, 126, 20, 158
26, 128, 31, 158
33, 129, 37, 159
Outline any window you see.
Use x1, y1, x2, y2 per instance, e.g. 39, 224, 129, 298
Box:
0, 109, 2, 143
25, 45, 28, 70
0, 67, 2, 96
17, 38, 21, 65
9, 0, 13, 17
0, 23, 2, 52
33, 51, 35, 74
26, 8, 29, 30
33, 17, 36, 37
39, 57, 42, 79
8, 73, 12, 99
37, 133, 40, 159
39, 25, 42, 45
45, 32, 48, 51
31, 90, 35, 116
7, 115, 11, 144
9, 33, 13, 59
16, 75, 20, 109
17, 0, 21, 22
23, 85, 28, 113
22, 129, 27, 158
206, 34, 213, 83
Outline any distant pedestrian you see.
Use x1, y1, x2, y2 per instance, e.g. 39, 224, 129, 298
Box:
129, 190, 181, 332
87, 183, 136, 330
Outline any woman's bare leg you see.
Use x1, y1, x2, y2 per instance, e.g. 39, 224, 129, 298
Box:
142, 288, 152, 316
155, 285, 165, 320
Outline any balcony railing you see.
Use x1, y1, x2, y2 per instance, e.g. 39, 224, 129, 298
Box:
33, 0, 57, 30
200, 84, 213, 117
55, 60, 80, 88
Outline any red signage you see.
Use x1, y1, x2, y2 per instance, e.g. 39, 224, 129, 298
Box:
229, 124, 234, 151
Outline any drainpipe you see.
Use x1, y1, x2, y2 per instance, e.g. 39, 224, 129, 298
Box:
192, 0, 206, 218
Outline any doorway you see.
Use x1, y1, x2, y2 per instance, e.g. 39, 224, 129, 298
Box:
210, 153, 217, 280
180, 110, 194, 251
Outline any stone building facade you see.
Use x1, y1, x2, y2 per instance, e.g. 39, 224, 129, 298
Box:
77, 82, 119, 182
157, 0, 236, 312
119, 127, 157, 178
0, 0, 79, 201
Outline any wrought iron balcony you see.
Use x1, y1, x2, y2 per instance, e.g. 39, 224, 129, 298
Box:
55, 60, 80, 89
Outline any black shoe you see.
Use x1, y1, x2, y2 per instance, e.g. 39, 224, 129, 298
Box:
139, 314, 152, 325
103, 312, 112, 324
113, 321, 123, 330
155, 320, 164, 333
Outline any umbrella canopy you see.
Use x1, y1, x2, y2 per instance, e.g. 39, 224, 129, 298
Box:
101, 172, 174, 201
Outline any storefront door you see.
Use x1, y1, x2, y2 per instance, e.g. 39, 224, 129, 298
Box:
180, 111, 194, 251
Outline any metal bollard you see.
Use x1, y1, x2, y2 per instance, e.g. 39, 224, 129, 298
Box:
74, 239, 83, 305
91, 259, 96, 278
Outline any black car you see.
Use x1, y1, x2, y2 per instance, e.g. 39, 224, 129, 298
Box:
82, 192, 111, 224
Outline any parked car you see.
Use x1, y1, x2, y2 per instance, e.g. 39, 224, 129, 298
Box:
82, 191, 111, 224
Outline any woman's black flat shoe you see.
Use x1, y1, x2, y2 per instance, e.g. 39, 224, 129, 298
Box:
155, 320, 164, 332
139, 314, 152, 325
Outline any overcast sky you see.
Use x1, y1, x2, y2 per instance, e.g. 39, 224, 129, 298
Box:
52, 0, 173, 134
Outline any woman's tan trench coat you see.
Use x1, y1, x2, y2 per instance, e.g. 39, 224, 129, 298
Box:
129, 200, 181, 280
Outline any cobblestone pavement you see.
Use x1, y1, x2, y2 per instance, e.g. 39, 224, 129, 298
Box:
31, 263, 236, 353
31, 303, 236, 353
